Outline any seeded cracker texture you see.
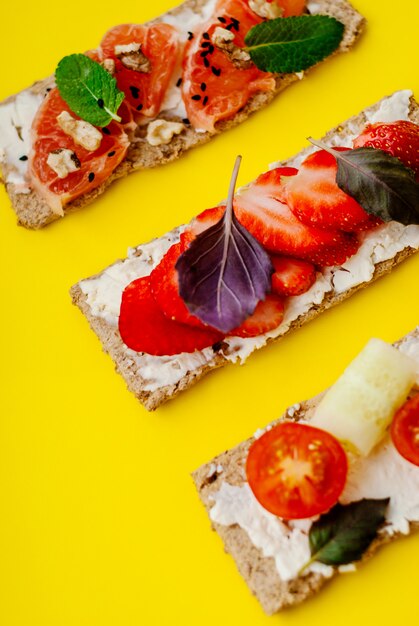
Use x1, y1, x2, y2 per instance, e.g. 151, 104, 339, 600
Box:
70, 92, 419, 411
192, 326, 419, 615
1, 0, 365, 229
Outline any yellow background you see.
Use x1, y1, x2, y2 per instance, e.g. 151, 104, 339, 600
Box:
1, 1, 418, 624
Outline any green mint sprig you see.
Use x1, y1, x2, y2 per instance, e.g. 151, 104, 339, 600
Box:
244, 15, 344, 73
55, 54, 125, 127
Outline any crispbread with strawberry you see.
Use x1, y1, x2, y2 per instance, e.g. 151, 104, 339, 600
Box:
70, 90, 419, 410
0, 0, 365, 229
192, 326, 419, 613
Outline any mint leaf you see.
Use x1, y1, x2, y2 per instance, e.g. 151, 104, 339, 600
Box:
308, 499, 389, 567
309, 138, 419, 225
55, 54, 125, 127
244, 15, 344, 73
176, 156, 273, 333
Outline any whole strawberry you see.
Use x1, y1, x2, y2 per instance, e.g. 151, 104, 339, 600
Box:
353, 120, 419, 180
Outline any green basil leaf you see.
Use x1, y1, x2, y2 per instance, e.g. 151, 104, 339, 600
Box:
55, 54, 125, 127
309, 138, 419, 225
244, 15, 344, 73
309, 499, 389, 566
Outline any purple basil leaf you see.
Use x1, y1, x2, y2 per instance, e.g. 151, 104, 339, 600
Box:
176, 156, 273, 333
308, 137, 419, 225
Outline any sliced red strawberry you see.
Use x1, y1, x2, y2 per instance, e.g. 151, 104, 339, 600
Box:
119, 276, 223, 356
353, 120, 419, 180
271, 256, 316, 297
284, 148, 373, 232
230, 294, 285, 338
189, 205, 226, 237
233, 167, 360, 265
150, 234, 214, 330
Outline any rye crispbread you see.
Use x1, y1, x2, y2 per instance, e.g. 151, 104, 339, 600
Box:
70, 91, 419, 411
0, 0, 365, 229
192, 326, 419, 614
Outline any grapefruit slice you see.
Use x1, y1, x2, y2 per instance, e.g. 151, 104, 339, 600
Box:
181, 0, 277, 132
29, 88, 129, 213
100, 23, 180, 118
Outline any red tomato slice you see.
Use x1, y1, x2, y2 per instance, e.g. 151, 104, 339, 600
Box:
246, 422, 348, 519
29, 88, 129, 212
391, 395, 419, 466
100, 23, 179, 118
182, 0, 276, 132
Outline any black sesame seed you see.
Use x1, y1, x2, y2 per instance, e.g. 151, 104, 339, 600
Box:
211, 66, 221, 77
226, 23, 234, 31
200, 82, 207, 92
97, 98, 104, 109
46, 87, 52, 92
217, 16, 227, 23
231, 17, 240, 25
187, 31, 194, 40
136, 104, 143, 111
88, 172, 95, 182
19, 155, 28, 161
203, 57, 210, 68
208, 44, 214, 54
182, 118, 190, 125
201, 41, 211, 48
176, 77, 182, 87
202, 95, 208, 106
191, 94, 201, 101
129, 86, 140, 99
108, 151, 116, 157
102, 127, 111, 135
200, 50, 210, 58
203, 32, 210, 40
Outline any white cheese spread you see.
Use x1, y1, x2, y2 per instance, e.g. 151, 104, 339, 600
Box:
0, 89, 43, 191
274, 90, 413, 169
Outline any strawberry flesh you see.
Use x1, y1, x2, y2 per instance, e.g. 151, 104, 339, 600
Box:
271, 255, 316, 297
150, 234, 214, 330
353, 120, 419, 180
233, 167, 360, 265
230, 294, 285, 338
119, 276, 223, 356
284, 148, 372, 232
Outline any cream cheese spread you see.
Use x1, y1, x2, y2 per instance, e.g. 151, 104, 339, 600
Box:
274, 90, 413, 169
210, 333, 419, 582
0, 89, 43, 191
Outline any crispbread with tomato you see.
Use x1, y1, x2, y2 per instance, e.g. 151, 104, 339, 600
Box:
0, 0, 365, 229
192, 327, 419, 614
70, 90, 419, 410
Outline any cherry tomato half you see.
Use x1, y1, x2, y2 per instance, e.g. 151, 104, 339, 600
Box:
391, 395, 419, 466
246, 422, 348, 519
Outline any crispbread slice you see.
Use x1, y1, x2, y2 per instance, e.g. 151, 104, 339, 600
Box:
192, 327, 419, 614
0, 0, 365, 229
70, 91, 419, 411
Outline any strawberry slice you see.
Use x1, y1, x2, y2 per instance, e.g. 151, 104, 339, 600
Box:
119, 276, 223, 356
353, 120, 419, 180
271, 256, 316, 297
230, 294, 285, 338
284, 149, 373, 232
189, 205, 226, 237
150, 234, 213, 330
233, 167, 360, 265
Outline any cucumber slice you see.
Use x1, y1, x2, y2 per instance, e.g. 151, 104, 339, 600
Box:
312, 339, 417, 456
